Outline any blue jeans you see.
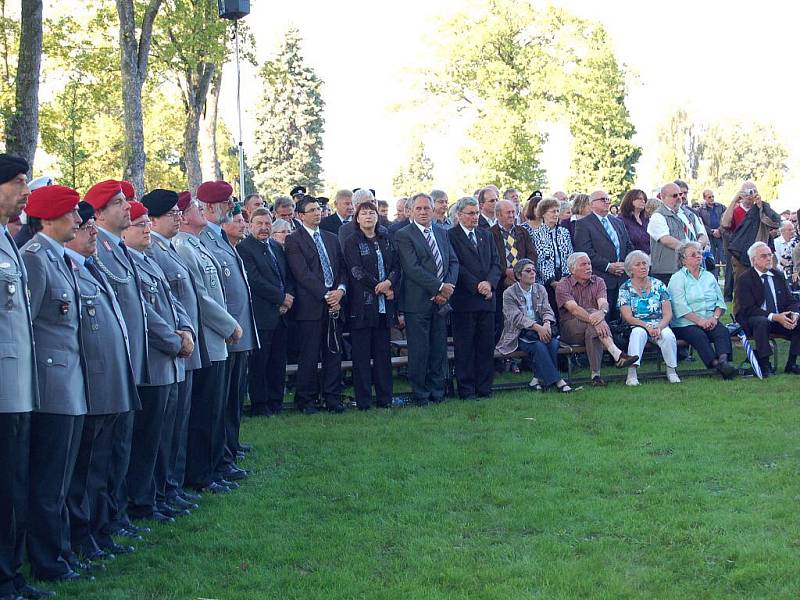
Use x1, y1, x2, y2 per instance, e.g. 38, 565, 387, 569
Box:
518, 336, 562, 387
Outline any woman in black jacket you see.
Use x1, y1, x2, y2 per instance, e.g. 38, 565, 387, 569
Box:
343, 202, 401, 409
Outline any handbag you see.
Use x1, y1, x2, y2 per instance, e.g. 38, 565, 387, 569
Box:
519, 322, 559, 344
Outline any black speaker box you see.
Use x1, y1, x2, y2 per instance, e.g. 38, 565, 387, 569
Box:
218, 0, 250, 20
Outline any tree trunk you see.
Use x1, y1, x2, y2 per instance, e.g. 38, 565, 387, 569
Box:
181, 62, 216, 195
200, 69, 223, 181
5, 0, 42, 171
116, 0, 162, 198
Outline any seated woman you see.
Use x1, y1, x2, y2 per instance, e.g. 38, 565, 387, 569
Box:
496, 259, 573, 393
618, 250, 680, 386
668, 241, 737, 379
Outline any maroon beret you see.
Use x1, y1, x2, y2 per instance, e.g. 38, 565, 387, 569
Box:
177, 191, 191, 211
84, 180, 123, 210
26, 185, 80, 220
128, 201, 148, 222
120, 180, 135, 200
197, 181, 233, 204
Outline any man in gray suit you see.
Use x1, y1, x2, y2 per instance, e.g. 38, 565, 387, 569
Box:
84, 179, 149, 540
174, 192, 242, 493
64, 201, 139, 565
21, 185, 90, 583
143, 189, 206, 513
122, 201, 194, 524
395, 192, 459, 404
0, 155, 49, 600
197, 181, 257, 482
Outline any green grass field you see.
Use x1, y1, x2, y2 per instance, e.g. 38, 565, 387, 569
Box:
50, 365, 800, 600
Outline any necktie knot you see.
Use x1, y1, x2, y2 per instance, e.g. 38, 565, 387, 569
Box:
424, 228, 431, 235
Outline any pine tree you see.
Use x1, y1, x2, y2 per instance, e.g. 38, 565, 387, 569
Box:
251, 28, 324, 197
392, 140, 434, 198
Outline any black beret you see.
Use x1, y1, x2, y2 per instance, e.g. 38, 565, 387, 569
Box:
289, 185, 307, 198
316, 196, 330, 205
76, 201, 95, 226
141, 188, 179, 217
0, 154, 29, 185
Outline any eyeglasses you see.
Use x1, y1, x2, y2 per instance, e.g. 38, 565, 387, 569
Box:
79, 221, 96, 231
301, 207, 321, 214
593, 197, 611, 203
461, 210, 480, 217
165, 210, 182, 219
130, 220, 152, 229
520, 267, 535, 273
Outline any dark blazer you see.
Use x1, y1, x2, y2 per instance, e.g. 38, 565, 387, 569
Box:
237, 235, 294, 331
447, 225, 502, 312
343, 228, 400, 328
490, 223, 536, 289
284, 225, 347, 321
478, 214, 496, 230
395, 222, 459, 313
388, 218, 410, 237
574, 212, 633, 292
734, 267, 799, 330
319, 213, 348, 235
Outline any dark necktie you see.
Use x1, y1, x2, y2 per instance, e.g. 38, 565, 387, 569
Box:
762, 274, 778, 314
263, 240, 283, 286
221, 229, 231, 245
4, 229, 23, 273
468, 230, 477, 249
85, 255, 106, 286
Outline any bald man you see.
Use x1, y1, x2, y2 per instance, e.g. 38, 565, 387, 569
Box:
648, 182, 704, 285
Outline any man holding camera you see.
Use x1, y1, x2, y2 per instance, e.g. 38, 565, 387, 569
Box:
721, 182, 781, 280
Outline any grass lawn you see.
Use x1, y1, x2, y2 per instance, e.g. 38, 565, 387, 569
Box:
51, 366, 800, 599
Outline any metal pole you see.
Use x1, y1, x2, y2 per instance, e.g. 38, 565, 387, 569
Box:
234, 19, 246, 200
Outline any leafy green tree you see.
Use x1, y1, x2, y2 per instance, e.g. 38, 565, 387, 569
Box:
392, 139, 434, 197
654, 108, 704, 184
0, 0, 21, 149
251, 27, 324, 197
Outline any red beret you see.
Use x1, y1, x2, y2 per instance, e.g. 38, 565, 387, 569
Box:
84, 180, 123, 210
120, 180, 135, 200
26, 185, 80, 220
197, 181, 233, 204
128, 201, 149, 222
177, 191, 191, 211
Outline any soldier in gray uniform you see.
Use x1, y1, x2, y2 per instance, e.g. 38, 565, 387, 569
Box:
64, 202, 139, 567
84, 179, 150, 540
174, 192, 242, 493
142, 189, 205, 512
197, 181, 257, 482
0, 155, 50, 600
122, 201, 194, 523
21, 185, 90, 583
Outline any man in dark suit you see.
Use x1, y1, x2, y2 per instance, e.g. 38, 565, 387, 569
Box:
574, 190, 633, 320
319, 189, 354, 235
395, 193, 459, 404
284, 195, 348, 413
734, 241, 800, 376
388, 197, 412, 237
477, 186, 499, 229
238, 208, 294, 416
448, 196, 502, 398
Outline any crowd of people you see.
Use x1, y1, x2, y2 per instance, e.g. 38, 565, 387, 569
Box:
1, 149, 799, 598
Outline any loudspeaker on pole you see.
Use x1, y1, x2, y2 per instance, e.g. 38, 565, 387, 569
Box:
218, 0, 250, 20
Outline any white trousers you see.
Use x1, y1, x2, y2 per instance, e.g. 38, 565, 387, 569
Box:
627, 326, 677, 369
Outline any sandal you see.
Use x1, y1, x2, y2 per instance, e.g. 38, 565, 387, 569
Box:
555, 381, 573, 393
528, 377, 543, 391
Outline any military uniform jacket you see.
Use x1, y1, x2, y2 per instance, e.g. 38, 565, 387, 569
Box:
72, 254, 140, 414
129, 249, 192, 387
173, 232, 237, 363
0, 227, 38, 412
199, 225, 257, 353
147, 232, 208, 371
94, 227, 150, 385
22, 233, 88, 416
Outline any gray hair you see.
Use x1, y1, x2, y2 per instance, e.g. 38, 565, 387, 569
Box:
559, 200, 571, 214
273, 195, 294, 210
513, 258, 535, 279
677, 240, 703, 266
567, 252, 589, 272
503, 188, 519, 200
623, 250, 651, 276
430, 189, 448, 203
352, 188, 375, 206
673, 179, 689, 191
454, 195, 478, 213
410, 192, 433, 207
747, 241, 771, 262
272, 218, 290, 232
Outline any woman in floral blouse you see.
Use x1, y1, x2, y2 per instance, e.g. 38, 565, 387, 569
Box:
618, 250, 680, 386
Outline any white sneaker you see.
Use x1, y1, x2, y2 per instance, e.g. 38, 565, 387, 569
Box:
528, 377, 541, 390
625, 376, 640, 386
666, 368, 681, 384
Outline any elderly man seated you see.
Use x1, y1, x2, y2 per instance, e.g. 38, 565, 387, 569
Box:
555, 252, 638, 386
734, 241, 800, 376
618, 250, 680, 386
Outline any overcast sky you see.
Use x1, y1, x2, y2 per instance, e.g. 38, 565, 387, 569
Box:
223, 0, 799, 206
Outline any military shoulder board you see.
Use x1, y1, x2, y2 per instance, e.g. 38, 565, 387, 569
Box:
24, 243, 41, 253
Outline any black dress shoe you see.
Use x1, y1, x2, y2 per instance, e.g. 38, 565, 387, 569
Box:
169, 496, 199, 510
302, 406, 319, 414
44, 571, 93, 583
104, 542, 135, 555
201, 482, 230, 494
17, 583, 55, 598
236, 452, 246, 462
72, 560, 106, 573
1, 594, 23, 600
328, 403, 346, 413
180, 489, 201, 502
716, 359, 738, 379
149, 511, 175, 524
113, 528, 143, 540
237, 443, 252, 453
784, 364, 800, 374
216, 478, 239, 489
124, 523, 151, 535
158, 505, 190, 518
84, 548, 114, 561
591, 375, 607, 387
223, 467, 250, 481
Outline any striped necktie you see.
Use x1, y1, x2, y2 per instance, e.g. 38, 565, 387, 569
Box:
423, 228, 444, 279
